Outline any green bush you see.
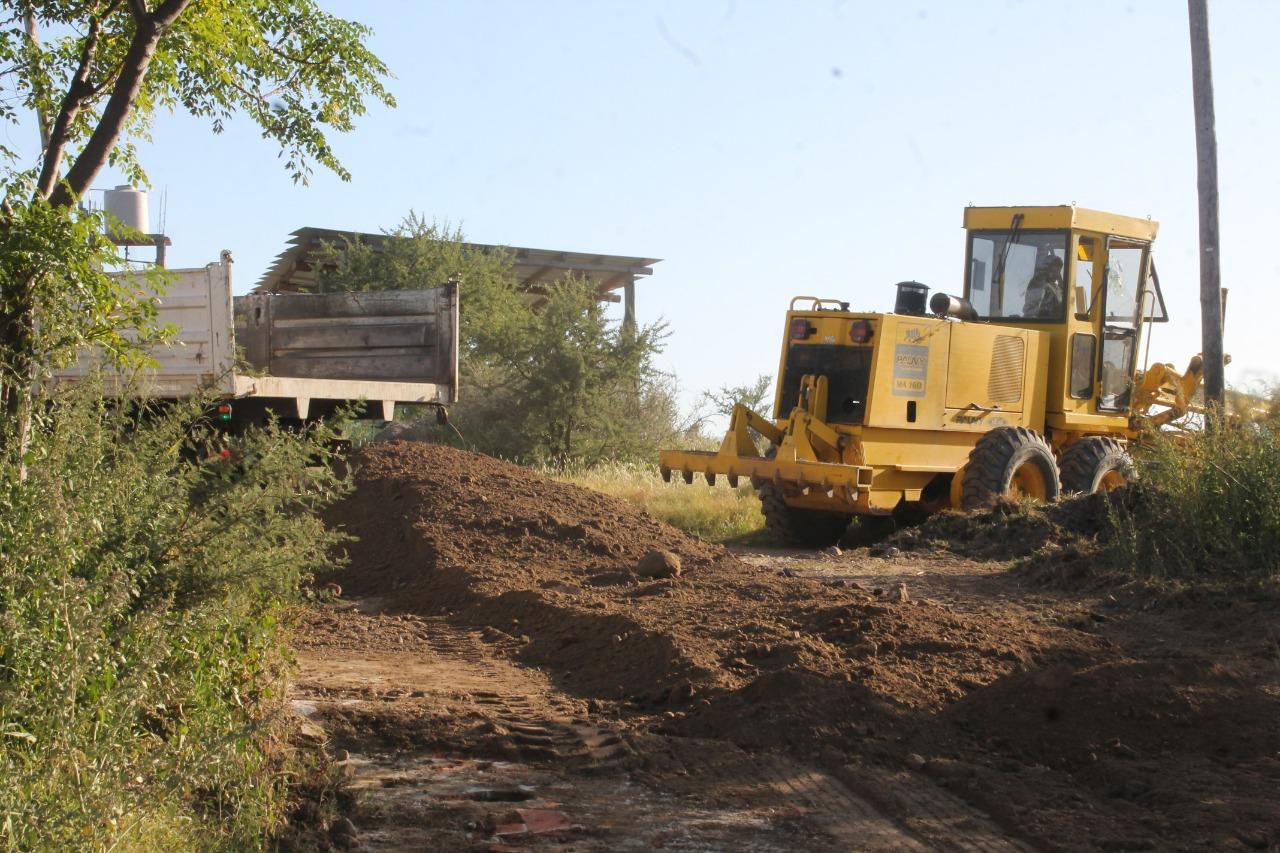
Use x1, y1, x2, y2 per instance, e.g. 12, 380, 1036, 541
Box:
0, 386, 346, 850
313, 214, 677, 465
1108, 420, 1280, 581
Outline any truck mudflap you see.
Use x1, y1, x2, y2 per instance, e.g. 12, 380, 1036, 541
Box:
657, 402, 872, 500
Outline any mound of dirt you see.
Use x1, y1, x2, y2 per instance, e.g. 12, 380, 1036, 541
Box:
887, 493, 1114, 570
314, 442, 1280, 850
322, 443, 1093, 742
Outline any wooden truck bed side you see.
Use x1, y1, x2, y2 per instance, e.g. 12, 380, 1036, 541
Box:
55, 253, 459, 421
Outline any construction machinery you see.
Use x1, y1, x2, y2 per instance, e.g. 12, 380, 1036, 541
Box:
659, 205, 1209, 546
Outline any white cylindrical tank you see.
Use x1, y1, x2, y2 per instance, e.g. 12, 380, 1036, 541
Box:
103, 184, 148, 233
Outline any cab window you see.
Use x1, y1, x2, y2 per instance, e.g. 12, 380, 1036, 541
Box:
967, 230, 1069, 322
1074, 236, 1098, 318
1105, 241, 1149, 326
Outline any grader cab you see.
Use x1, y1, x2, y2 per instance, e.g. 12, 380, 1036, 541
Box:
659, 205, 1208, 546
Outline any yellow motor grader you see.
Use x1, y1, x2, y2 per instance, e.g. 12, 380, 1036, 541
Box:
659, 205, 1208, 546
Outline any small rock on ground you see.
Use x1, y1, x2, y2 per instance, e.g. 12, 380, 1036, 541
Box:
636, 550, 682, 579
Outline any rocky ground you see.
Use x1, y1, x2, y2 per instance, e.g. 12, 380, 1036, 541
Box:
285, 441, 1280, 852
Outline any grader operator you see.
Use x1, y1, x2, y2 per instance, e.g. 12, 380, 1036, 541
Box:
659, 205, 1207, 546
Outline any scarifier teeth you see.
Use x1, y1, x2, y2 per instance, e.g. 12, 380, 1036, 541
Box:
660, 467, 672, 483
706, 473, 716, 486
727, 475, 739, 488
682, 470, 694, 485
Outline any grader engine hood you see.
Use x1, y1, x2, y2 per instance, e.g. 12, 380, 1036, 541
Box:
659, 307, 1051, 514
863, 316, 1048, 432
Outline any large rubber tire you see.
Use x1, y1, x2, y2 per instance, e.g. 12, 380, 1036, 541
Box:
1059, 437, 1133, 494
758, 482, 853, 548
961, 427, 1061, 509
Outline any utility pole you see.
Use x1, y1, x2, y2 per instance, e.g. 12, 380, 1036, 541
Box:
1188, 0, 1225, 418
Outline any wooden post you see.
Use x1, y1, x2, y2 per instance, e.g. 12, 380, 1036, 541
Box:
1188, 0, 1225, 418
623, 277, 636, 335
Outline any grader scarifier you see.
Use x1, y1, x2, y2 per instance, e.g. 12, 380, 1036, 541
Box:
660, 205, 1209, 546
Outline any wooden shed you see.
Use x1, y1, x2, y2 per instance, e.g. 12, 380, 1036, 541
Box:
255, 227, 660, 329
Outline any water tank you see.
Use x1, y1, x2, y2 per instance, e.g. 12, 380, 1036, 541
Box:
103, 185, 148, 234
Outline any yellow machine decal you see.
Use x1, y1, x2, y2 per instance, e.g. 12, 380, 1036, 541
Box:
892, 344, 929, 397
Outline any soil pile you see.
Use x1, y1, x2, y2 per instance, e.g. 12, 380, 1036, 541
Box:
316, 441, 1280, 851
322, 442, 1080, 737
888, 493, 1115, 574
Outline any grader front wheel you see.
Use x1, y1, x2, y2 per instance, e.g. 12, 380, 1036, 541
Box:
961, 427, 1061, 509
758, 483, 853, 548
1059, 437, 1132, 494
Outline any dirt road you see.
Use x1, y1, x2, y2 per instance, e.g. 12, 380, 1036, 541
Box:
286, 442, 1280, 851
292, 603, 1027, 851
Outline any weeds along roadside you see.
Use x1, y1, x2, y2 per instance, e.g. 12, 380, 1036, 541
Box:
1108, 418, 1280, 583
0, 383, 348, 850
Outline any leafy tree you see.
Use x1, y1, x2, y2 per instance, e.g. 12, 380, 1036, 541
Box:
0, 0, 394, 462
316, 215, 673, 463
500, 275, 668, 464
678, 373, 776, 451
703, 373, 775, 420
314, 212, 526, 360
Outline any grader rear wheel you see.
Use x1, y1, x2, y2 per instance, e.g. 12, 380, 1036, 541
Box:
758, 483, 853, 548
1059, 437, 1133, 494
961, 427, 1061, 509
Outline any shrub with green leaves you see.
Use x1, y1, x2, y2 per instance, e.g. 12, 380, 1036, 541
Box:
0, 386, 346, 850
316, 214, 676, 465
1107, 419, 1280, 581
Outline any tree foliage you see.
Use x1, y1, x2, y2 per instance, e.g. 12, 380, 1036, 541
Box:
314, 213, 525, 360
0, 386, 348, 848
702, 373, 774, 420
0, 0, 394, 460
4, 0, 393, 199
317, 214, 674, 464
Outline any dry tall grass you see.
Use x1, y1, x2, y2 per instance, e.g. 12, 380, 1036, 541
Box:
546, 461, 765, 543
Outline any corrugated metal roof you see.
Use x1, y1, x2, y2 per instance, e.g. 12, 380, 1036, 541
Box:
255, 227, 660, 301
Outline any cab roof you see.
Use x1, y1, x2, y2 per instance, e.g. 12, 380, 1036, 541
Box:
962, 205, 1159, 242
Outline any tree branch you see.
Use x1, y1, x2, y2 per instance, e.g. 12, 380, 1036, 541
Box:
149, 0, 191, 28
35, 16, 103, 199
49, 0, 193, 206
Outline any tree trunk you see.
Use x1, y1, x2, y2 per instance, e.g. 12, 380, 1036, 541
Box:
1188, 0, 1226, 421
0, 275, 37, 477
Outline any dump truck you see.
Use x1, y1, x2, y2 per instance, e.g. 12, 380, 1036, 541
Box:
659, 205, 1208, 546
56, 252, 459, 427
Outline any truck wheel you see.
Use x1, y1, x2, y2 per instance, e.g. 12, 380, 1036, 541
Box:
961, 427, 1060, 509
758, 483, 852, 548
1059, 437, 1132, 494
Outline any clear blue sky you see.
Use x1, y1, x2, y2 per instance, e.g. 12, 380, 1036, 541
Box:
30, 0, 1280, 409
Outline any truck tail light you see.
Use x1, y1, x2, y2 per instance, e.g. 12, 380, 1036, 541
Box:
849, 320, 873, 343
790, 319, 814, 340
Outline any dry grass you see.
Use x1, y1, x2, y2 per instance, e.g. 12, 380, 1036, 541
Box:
545, 460, 766, 543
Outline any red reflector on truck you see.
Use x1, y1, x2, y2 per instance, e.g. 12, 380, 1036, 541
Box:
849, 320, 873, 343
790, 319, 814, 340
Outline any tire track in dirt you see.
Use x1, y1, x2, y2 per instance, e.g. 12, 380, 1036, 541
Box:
291, 606, 1029, 851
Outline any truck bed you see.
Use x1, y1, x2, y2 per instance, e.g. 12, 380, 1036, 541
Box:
56, 253, 458, 422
